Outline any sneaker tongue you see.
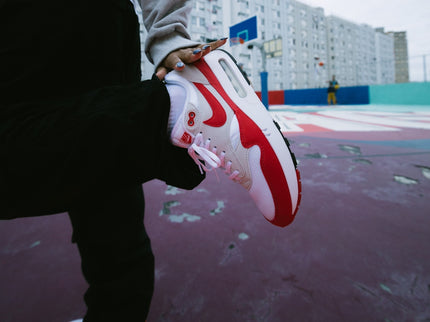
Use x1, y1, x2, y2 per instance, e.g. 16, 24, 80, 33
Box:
166, 83, 186, 132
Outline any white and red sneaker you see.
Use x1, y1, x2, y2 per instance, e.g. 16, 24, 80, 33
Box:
165, 50, 301, 227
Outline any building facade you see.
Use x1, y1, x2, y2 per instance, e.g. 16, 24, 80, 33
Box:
227, 0, 332, 90
140, 0, 401, 90
375, 28, 396, 85
387, 31, 410, 83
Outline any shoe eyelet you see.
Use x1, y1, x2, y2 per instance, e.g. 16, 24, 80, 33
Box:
187, 112, 196, 127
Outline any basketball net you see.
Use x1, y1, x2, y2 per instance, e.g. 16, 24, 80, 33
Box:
230, 37, 245, 46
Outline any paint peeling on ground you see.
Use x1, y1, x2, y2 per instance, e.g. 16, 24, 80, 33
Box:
159, 201, 181, 216
210, 201, 225, 216
30, 241, 41, 248
165, 185, 184, 196
159, 201, 201, 223
304, 153, 328, 159
299, 143, 310, 148
339, 144, 361, 155
167, 213, 201, 223
238, 233, 249, 240
415, 165, 430, 179
196, 188, 209, 193
394, 175, 419, 185
380, 284, 393, 294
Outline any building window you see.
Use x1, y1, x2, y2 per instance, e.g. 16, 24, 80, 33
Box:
288, 26, 295, 35
288, 15, 294, 24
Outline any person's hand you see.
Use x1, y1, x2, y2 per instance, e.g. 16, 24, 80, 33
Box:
155, 38, 228, 80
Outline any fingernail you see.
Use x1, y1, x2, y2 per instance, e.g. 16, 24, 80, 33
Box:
176, 61, 184, 68
220, 37, 228, 40
202, 45, 210, 50
193, 49, 202, 55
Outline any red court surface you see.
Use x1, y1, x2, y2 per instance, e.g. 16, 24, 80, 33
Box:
1, 105, 429, 322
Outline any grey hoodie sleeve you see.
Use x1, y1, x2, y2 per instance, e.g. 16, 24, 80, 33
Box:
140, 0, 200, 70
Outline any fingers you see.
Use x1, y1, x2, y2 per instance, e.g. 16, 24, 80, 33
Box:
178, 37, 228, 64
157, 37, 228, 79
155, 66, 168, 80
197, 38, 228, 58
176, 46, 209, 65
206, 37, 228, 52
199, 45, 211, 57
156, 51, 188, 80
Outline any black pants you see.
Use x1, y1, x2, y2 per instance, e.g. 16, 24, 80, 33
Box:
0, 0, 203, 320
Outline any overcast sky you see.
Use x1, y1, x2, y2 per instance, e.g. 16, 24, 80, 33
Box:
302, 0, 430, 81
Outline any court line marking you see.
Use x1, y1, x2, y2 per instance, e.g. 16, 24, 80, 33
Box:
271, 110, 430, 133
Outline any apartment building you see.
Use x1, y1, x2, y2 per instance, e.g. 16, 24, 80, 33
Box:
283, 1, 328, 89
189, 0, 225, 42
228, 0, 331, 90
375, 28, 396, 84
387, 31, 410, 83
139, 0, 399, 90
326, 16, 383, 87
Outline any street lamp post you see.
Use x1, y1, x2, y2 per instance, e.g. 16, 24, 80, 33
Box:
247, 42, 269, 109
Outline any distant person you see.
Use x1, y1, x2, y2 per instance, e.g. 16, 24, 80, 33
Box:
327, 75, 339, 105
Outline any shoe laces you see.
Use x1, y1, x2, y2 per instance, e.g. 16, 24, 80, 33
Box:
188, 132, 241, 182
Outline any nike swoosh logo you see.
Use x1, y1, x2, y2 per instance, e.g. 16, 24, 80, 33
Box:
193, 82, 227, 127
